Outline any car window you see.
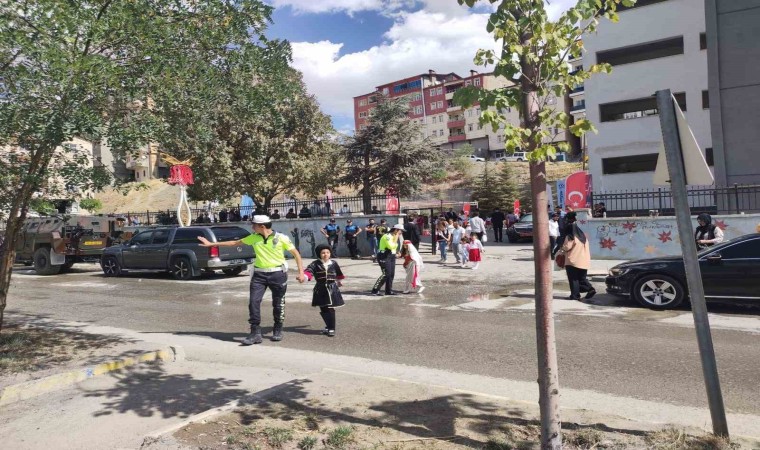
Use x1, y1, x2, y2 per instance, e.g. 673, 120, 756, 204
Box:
173, 228, 204, 244
211, 226, 250, 242
520, 214, 533, 223
152, 229, 171, 244
130, 231, 153, 245
711, 238, 760, 260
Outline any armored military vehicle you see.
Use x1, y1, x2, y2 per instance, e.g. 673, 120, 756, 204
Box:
14, 215, 128, 275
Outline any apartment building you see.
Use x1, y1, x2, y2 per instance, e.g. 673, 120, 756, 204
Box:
354, 70, 566, 159
582, 0, 712, 191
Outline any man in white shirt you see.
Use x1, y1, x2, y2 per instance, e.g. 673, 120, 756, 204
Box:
469, 211, 486, 242
549, 213, 560, 257
338, 204, 351, 216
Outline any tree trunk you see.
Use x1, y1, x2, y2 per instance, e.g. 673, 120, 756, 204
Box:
0, 216, 22, 335
362, 148, 372, 214
530, 161, 561, 450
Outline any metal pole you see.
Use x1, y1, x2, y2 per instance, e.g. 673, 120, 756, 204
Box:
656, 89, 729, 437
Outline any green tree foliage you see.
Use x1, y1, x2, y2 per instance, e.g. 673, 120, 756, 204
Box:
472, 162, 526, 212
498, 162, 523, 210
78, 198, 103, 212
342, 97, 443, 212
0, 0, 279, 331
470, 163, 499, 212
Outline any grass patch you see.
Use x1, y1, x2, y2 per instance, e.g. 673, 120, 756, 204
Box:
483, 437, 515, 450
224, 434, 238, 445
565, 428, 604, 449
262, 427, 293, 448
240, 426, 256, 437
302, 412, 320, 431
646, 427, 738, 450
324, 425, 355, 449
297, 435, 318, 450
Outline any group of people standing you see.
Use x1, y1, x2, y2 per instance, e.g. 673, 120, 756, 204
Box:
433, 218, 484, 269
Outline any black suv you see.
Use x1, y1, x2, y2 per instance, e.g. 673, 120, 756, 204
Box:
506, 214, 533, 243
100, 226, 253, 280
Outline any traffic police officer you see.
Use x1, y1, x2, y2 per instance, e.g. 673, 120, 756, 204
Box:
371, 224, 404, 296
198, 215, 305, 345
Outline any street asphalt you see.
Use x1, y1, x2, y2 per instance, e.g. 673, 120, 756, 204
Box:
6, 241, 760, 416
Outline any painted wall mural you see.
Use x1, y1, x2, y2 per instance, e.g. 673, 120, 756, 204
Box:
582, 213, 760, 260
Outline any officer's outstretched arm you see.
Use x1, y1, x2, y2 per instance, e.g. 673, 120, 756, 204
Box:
288, 248, 306, 283
197, 236, 243, 247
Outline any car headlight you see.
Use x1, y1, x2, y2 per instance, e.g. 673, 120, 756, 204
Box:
609, 267, 630, 276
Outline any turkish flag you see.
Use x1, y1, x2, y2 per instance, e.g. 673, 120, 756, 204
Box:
463, 203, 471, 216
564, 171, 592, 209
385, 188, 399, 214
513, 199, 520, 216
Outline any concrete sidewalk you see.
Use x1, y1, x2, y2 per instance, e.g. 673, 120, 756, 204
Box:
1, 319, 759, 449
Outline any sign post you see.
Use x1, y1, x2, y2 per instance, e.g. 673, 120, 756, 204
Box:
655, 89, 728, 437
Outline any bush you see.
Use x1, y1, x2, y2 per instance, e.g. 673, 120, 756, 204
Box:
79, 198, 103, 212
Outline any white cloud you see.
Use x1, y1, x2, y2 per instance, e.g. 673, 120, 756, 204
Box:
269, 0, 414, 15
291, 6, 497, 128
290, 0, 577, 129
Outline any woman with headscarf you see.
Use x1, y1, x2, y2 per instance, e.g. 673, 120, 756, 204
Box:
560, 212, 596, 300
695, 213, 724, 250
400, 240, 425, 294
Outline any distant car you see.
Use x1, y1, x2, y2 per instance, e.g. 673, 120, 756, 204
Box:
506, 214, 533, 243
605, 233, 760, 309
550, 152, 569, 162
100, 226, 254, 280
467, 155, 485, 162
501, 151, 529, 162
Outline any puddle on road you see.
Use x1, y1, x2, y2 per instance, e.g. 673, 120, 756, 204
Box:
618, 307, 682, 321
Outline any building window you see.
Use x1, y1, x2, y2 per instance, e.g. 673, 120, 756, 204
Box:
358, 111, 368, 118
382, 88, 389, 95
497, 135, 504, 143
432, 116, 437, 123
439, 115, 444, 122
602, 154, 659, 174
415, 105, 423, 114
437, 87, 443, 95
617, 0, 668, 11
702, 90, 709, 109
700, 32, 707, 50
705, 147, 714, 166
596, 36, 684, 67
478, 123, 483, 130
437, 101, 443, 109
430, 102, 437, 111
474, 78, 481, 87
439, 129, 444, 137
465, 80, 472, 87
413, 93, 422, 101
369, 95, 377, 104
360, 124, 366, 130
430, 88, 436, 96
359, 99, 367, 107
468, 124, 474, 132
599, 92, 686, 122
475, 107, 481, 116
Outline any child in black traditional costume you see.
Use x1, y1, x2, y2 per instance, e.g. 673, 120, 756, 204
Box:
304, 244, 345, 337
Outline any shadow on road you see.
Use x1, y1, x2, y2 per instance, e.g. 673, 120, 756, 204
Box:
85, 362, 249, 419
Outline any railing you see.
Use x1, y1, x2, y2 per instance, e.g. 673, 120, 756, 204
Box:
589, 184, 760, 217
116, 194, 401, 226
570, 85, 584, 95
570, 102, 586, 112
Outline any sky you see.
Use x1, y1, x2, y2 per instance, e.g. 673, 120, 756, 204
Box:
265, 0, 577, 134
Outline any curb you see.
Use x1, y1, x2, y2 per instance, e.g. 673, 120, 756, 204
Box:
0, 345, 184, 407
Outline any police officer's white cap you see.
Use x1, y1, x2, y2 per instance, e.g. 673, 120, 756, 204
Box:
252, 215, 271, 224
392, 224, 404, 231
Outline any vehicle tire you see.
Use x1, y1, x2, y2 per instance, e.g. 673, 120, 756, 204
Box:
101, 256, 122, 277
516, 158, 523, 162
222, 266, 244, 277
33, 248, 61, 275
59, 258, 75, 273
171, 256, 194, 281
632, 274, 685, 310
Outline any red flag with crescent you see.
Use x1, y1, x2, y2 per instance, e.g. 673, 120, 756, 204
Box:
564, 171, 592, 209
513, 200, 520, 216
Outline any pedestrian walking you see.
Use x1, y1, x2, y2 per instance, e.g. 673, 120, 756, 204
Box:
401, 240, 425, 294
490, 208, 505, 242
436, 220, 451, 263
303, 244, 345, 337
371, 224, 403, 296
197, 215, 305, 345
458, 236, 470, 268
559, 212, 596, 301
450, 221, 465, 264
344, 219, 362, 259
321, 218, 340, 256
365, 218, 378, 261
466, 234, 484, 270
469, 211, 486, 242
695, 213, 724, 250
549, 213, 560, 258
404, 215, 421, 250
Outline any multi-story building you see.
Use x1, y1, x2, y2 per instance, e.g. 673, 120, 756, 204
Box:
353, 70, 566, 159
582, 0, 712, 192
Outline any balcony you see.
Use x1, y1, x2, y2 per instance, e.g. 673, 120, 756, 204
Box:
448, 134, 467, 143
447, 119, 466, 128
125, 157, 148, 169
568, 52, 582, 62
569, 85, 584, 97
570, 102, 586, 114
447, 104, 462, 112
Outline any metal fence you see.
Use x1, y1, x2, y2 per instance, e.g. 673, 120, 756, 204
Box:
589, 184, 760, 217
116, 194, 399, 225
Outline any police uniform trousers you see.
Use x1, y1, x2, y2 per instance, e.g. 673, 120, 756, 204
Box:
327, 234, 339, 255
249, 270, 288, 326
372, 251, 396, 294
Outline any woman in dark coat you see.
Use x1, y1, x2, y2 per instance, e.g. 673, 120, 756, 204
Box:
304, 244, 345, 337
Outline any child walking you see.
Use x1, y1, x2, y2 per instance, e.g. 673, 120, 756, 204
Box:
401, 240, 425, 294
303, 244, 345, 337
458, 236, 469, 268
467, 234, 484, 270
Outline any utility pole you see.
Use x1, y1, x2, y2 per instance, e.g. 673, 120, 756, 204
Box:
655, 89, 728, 437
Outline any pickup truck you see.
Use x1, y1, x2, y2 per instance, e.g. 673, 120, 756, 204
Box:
100, 225, 253, 280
